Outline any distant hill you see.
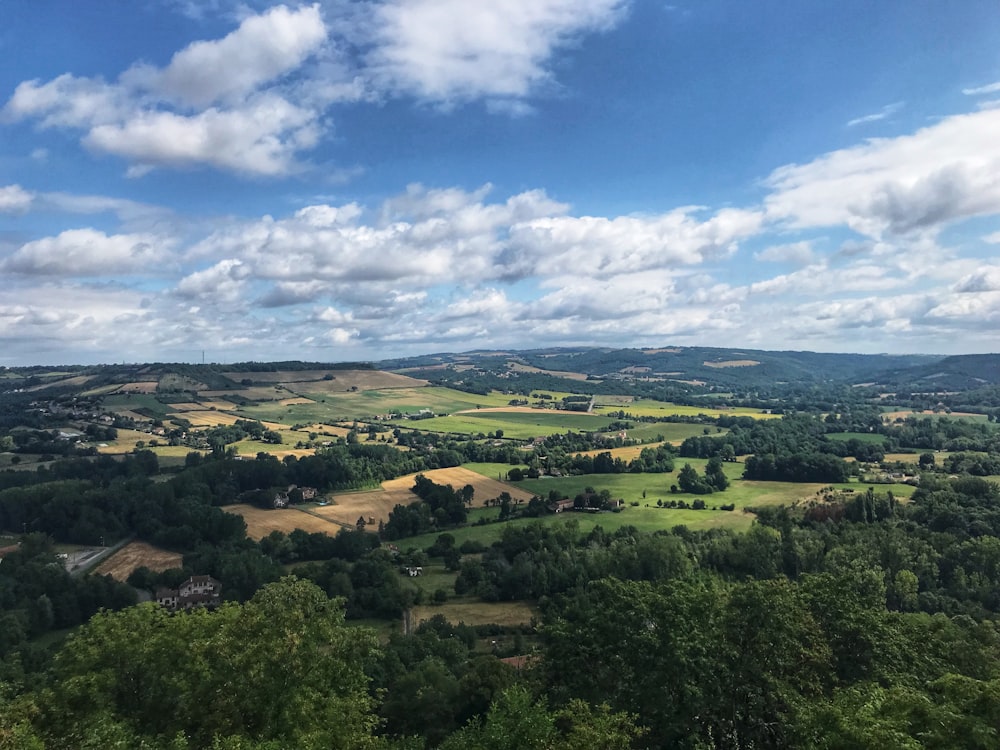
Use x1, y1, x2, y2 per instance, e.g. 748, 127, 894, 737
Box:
377, 346, 944, 389
870, 354, 1000, 391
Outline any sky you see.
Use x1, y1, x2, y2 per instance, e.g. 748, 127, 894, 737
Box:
2, 0, 1000, 366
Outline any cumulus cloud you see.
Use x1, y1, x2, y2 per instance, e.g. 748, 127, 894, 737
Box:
0, 185, 33, 214
765, 108, 1000, 239
4, 1, 633, 176
753, 240, 815, 265
123, 4, 327, 108
2, 228, 172, 276
366, 0, 628, 105
3, 5, 331, 176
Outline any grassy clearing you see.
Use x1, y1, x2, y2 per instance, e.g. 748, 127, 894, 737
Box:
93, 541, 182, 581
411, 599, 538, 628
826, 432, 889, 444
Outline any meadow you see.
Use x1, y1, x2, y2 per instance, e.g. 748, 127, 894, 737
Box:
592, 399, 779, 420
389, 410, 617, 439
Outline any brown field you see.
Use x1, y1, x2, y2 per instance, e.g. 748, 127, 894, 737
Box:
175, 410, 245, 427
94, 541, 182, 581
506, 362, 590, 381
411, 599, 537, 628
198, 399, 240, 410
115, 381, 160, 393
314, 467, 536, 527
642, 348, 681, 354
224, 504, 346, 539
703, 360, 761, 368
575, 442, 669, 460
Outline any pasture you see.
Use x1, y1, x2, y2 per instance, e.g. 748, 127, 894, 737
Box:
394, 410, 616, 439
93, 541, 182, 581
236, 386, 513, 423
222, 369, 426, 390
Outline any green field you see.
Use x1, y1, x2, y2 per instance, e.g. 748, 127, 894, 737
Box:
619, 422, 724, 443
399, 460, 918, 549
236, 386, 514, 424
390, 410, 617, 439
826, 432, 889, 444
102, 393, 174, 419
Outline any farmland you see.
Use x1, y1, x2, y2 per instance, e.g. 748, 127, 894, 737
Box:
389, 409, 617, 439
93, 541, 183, 582
224, 504, 347, 539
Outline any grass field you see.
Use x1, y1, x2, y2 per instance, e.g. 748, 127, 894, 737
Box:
391, 410, 617, 439
411, 599, 537, 628
617, 422, 724, 443
826, 432, 889, 444
93, 541, 182, 581
399, 460, 919, 549
222, 369, 427, 390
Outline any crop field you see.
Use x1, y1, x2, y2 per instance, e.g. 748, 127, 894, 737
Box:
224, 504, 346, 539
93, 541, 182, 581
173, 410, 246, 427
592, 399, 778, 420
167, 402, 207, 411
703, 359, 761, 368
411, 598, 538, 628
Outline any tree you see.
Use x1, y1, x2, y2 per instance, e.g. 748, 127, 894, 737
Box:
35, 578, 379, 749
705, 456, 730, 491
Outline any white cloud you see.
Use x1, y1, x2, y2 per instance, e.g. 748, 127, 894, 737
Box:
2, 229, 172, 276
766, 108, 1000, 239
983, 230, 1000, 244
367, 0, 627, 105
753, 240, 815, 265
963, 81, 1000, 96
0, 184, 33, 213
3, 5, 330, 177
123, 4, 327, 108
954, 266, 1000, 293
846, 101, 902, 128
83, 95, 320, 176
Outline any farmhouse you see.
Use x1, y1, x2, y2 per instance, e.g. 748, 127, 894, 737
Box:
549, 498, 575, 513
156, 575, 222, 611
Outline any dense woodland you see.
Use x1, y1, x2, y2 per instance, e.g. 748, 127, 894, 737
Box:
2, 353, 1000, 747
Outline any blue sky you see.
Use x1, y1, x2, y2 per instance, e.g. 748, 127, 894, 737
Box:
2, 0, 1000, 366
